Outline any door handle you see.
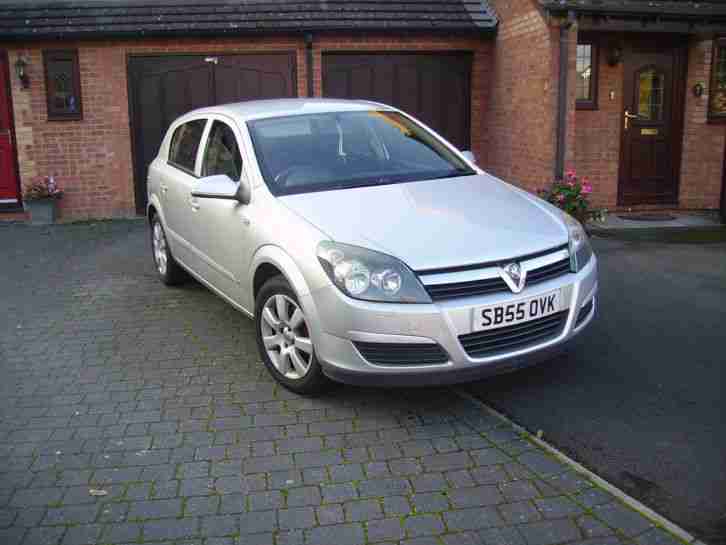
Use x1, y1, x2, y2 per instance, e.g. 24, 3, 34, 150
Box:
189, 196, 200, 211
160, 183, 168, 194
624, 110, 639, 130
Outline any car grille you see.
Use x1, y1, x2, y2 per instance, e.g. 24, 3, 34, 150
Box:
353, 341, 449, 366
458, 311, 568, 358
575, 298, 594, 327
423, 257, 572, 302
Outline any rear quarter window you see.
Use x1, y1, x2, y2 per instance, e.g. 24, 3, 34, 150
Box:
169, 119, 207, 173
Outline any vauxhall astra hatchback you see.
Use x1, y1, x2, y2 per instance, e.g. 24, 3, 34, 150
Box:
147, 99, 597, 394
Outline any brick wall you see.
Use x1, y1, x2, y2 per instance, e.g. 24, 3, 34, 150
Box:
4, 34, 491, 220
574, 36, 623, 208
680, 37, 725, 210
483, 0, 561, 193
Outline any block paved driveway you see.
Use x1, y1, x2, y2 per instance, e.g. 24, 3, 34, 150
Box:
0, 221, 679, 545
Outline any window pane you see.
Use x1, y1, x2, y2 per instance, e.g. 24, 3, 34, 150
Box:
202, 121, 242, 180
576, 44, 593, 101
169, 119, 206, 172
711, 43, 726, 117
637, 68, 664, 121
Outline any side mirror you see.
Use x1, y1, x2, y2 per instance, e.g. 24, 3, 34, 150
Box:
191, 173, 250, 204
461, 150, 476, 164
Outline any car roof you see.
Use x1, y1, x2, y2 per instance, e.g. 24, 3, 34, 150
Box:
182, 98, 395, 123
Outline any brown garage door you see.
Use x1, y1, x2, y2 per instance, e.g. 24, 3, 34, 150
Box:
323, 53, 471, 151
129, 54, 296, 213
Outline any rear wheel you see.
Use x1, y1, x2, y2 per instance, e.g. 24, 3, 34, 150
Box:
151, 216, 187, 285
255, 276, 330, 395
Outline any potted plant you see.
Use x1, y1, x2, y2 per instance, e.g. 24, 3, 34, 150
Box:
538, 169, 594, 225
24, 175, 63, 225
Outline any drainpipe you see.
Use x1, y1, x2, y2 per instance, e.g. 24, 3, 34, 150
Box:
304, 32, 314, 98
554, 11, 577, 180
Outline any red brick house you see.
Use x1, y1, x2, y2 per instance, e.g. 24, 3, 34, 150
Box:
0, 0, 725, 220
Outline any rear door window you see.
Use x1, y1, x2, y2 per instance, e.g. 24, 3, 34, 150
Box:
169, 119, 207, 173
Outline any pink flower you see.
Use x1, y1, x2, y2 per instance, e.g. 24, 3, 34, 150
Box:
582, 183, 592, 194
565, 169, 577, 181
557, 193, 566, 202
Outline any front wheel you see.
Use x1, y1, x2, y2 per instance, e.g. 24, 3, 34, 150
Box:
255, 276, 330, 395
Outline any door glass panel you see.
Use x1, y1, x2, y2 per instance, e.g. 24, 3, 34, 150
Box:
202, 121, 242, 180
637, 68, 664, 121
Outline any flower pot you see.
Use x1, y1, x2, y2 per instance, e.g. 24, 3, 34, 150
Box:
26, 198, 58, 225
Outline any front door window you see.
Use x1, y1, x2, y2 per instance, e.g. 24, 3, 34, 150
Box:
637, 68, 665, 121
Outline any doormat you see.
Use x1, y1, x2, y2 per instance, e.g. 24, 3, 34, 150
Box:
618, 213, 677, 222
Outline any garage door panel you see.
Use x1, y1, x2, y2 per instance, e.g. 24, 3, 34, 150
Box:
323, 53, 471, 151
129, 53, 295, 213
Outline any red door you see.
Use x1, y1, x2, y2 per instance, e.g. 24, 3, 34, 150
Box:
0, 51, 21, 206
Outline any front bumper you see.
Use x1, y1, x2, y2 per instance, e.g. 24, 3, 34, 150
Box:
301, 254, 598, 387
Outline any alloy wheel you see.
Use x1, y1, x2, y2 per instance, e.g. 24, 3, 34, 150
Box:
152, 221, 168, 276
260, 294, 313, 380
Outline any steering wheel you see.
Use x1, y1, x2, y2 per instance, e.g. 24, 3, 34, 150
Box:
274, 165, 310, 186
274, 165, 336, 188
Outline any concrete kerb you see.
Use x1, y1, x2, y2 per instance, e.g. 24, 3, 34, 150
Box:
452, 388, 707, 545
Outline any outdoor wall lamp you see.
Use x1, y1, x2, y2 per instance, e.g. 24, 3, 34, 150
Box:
607, 45, 623, 66
14, 57, 30, 89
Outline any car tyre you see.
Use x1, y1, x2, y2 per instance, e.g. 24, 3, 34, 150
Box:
255, 275, 331, 395
151, 216, 187, 286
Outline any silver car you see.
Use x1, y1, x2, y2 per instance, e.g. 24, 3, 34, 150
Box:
147, 99, 597, 394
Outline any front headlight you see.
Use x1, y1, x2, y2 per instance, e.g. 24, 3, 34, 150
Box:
562, 213, 593, 272
317, 241, 432, 303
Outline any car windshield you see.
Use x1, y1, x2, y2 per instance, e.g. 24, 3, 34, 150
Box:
247, 111, 476, 196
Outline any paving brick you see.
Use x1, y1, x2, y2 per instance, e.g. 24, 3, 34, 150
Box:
444, 507, 504, 531
499, 480, 540, 502
410, 492, 450, 513
449, 485, 504, 508
517, 519, 581, 545
43, 504, 98, 525
534, 496, 584, 518
382, 495, 412, 517
330, 464, 365, 483
305, 522, 365, 545
321, 483, 358, 503
367, 517, 405, 542
21, 526, 65, 545
403, 514, 445, 537
421, 452, 472, 472
201, 514, 238, 536
248, 490, 284, 511
576, 514, 613, 538
143, 517, 199, 540
410, 473, 447, 492
358, 478, 412, 498
344, 499, 382, 522
268, 469, 304, 489
499, 501, 542, 524
317, 504, 345, 525
478, 526, 528, 545
101, 522, 142, 543
61, 524, 103, 545
279, 507, 317, 530
127, 498, 182, 520
239, 510, 278, 534
592, 502, 654, 537
287, 486, 322, 507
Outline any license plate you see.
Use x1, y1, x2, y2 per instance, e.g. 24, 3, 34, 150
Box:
472, 290, 562, 332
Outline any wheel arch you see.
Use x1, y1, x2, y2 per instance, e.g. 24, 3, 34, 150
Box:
249, 245, 313, 308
